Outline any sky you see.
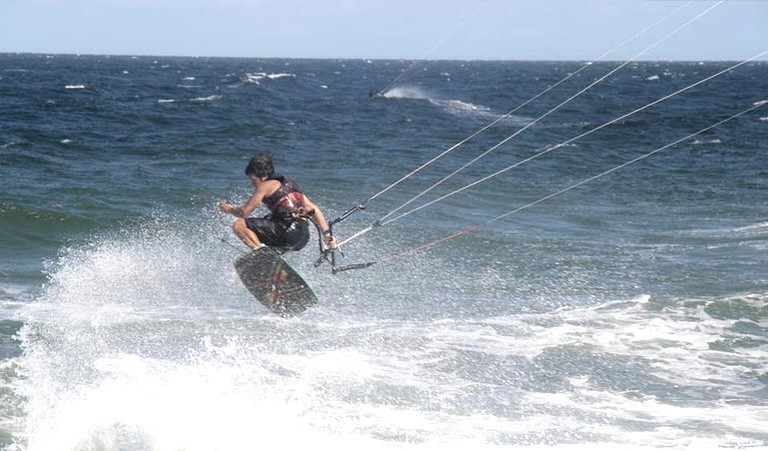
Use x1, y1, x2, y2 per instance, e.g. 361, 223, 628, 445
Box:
0, 0, 766, 61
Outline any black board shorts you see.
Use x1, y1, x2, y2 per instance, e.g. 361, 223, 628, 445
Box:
245, 217, 310, 251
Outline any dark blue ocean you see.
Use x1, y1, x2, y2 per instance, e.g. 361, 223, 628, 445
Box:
1, 54, 767, 450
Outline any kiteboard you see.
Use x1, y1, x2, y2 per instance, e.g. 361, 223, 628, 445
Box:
234, 247, 317, 316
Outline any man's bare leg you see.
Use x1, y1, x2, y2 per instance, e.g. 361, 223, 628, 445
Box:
233, 219, 265, 250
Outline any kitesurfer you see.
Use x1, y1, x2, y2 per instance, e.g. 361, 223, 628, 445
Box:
220, 153, 338, 252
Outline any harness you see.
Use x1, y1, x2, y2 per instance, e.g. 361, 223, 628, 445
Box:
263, 175, 349, 266
263, 175, 311, 223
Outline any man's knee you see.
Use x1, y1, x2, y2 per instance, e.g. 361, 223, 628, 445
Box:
233, 218, 247, 233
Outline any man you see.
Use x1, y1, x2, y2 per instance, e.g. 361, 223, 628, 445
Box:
219, 153, 337, 253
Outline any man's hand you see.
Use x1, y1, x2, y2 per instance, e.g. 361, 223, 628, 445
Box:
219, 200, 234, 214
323, 233, 338, 251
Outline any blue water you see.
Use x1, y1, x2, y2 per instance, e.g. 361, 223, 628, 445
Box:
1, 53, 767, 450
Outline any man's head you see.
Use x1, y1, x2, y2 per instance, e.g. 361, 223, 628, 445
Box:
245, 153, 274, 179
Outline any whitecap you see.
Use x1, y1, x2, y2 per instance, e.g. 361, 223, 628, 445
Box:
645, 75, 660, 82
266, 73, 295, 80
191, 95, 222, 102
243, 72, 296, 84
690, 138, 722, 145
65, 85, 86, 90
157, 99, 176, 104
243, 73, 263, 84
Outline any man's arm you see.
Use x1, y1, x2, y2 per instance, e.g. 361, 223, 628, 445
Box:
219, 183, 271, 218
304, 196, 338, 250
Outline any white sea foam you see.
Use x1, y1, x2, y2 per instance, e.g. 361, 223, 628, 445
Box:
8, 210, 767, 450
442, 98, 491, 115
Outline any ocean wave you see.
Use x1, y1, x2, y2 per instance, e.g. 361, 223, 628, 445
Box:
487, 293, 767, 401
673, 220, 768, 240
735, 221, 768, 233
0, 203, 98, 243
0, 285, 36, 305
0, 357, 24, 426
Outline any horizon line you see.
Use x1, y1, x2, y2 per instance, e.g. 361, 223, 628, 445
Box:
1, 51, 766, 64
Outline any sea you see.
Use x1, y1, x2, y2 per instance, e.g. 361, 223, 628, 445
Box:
0, 53, 766, 450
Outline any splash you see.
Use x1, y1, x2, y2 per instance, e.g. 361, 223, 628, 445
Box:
7, 210, 768, 449
381, 86, 526, 123
11, 212, 271, 449
380, 86, 431, 100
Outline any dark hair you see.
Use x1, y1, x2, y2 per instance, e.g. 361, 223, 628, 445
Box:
244, 153, 274, 178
